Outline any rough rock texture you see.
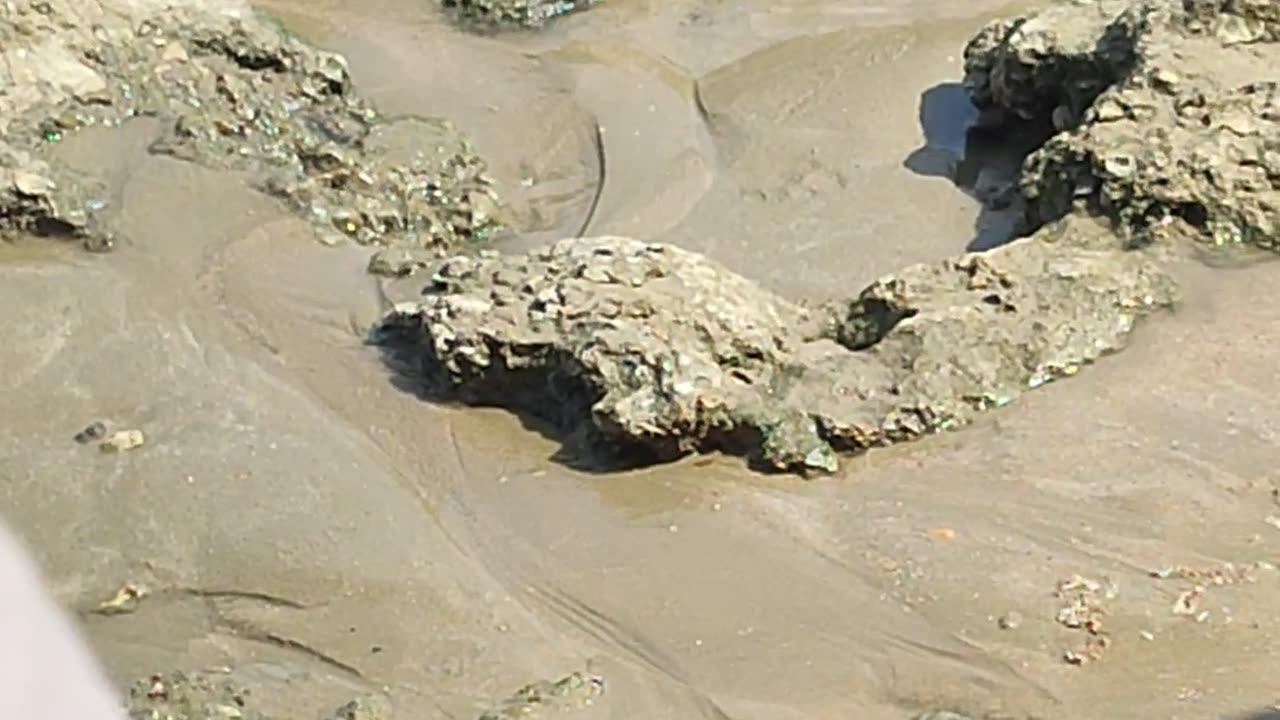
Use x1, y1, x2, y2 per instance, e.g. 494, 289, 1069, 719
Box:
124, 671, 392, 720
379, 0, 1280, 475
0, 0, 503, 253
382, 227, 1175, 474
477, 670, 605, 719
125, 671, 269, 720
964, 0, 1280, 248
440, 0, 602, 30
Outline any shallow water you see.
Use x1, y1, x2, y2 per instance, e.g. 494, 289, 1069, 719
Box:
3, 2, 1280, 719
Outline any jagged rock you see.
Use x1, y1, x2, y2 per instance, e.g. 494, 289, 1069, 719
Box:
476, 670, 605, 719
0, 144, 106, 240
964, 0, 1280, 249
381, 225, 1175, 475
0, 0, 503, 252
124, 671, 270, 720
124, 671, 396, 720
440, 0, 602, 30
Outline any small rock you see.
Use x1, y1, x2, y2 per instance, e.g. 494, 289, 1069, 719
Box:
998, 610, 1023, 630
99, 429, 145, 453
11, 171, 56, 196
159, 41, 189, 63
328, 694, 392, 720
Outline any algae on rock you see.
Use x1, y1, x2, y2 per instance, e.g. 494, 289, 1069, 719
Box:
380, 224, 1175, 475
964, 0, 1280, 250
440, 0, 603, 30
0, 0, 504, 253
124, 671, 394, 720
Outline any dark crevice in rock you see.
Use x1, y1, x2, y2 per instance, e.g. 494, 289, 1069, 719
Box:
829, 298, 919, 352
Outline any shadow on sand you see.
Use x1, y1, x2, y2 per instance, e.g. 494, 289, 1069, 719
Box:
366, 320, 683, 474
902, 82, 1053, 252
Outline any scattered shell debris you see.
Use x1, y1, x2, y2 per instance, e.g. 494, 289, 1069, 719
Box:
1054, 574, 1116, 665
1148, 561, 1274, 587
1150, 561, 1274, 624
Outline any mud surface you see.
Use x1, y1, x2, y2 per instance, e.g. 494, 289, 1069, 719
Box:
4, 0, 1280, 719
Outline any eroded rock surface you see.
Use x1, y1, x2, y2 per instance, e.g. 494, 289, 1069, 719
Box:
0, 0, 503, 253
124, 671, 393, 720
964, 0, 1280, 248
476, 670, 605, 719
440, 0, 602, 30
382, 226, 1175, 474
125, 671, 268, 720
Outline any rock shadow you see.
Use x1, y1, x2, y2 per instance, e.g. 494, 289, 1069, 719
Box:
902, 82, 1052, 252
366, 322, 678, 475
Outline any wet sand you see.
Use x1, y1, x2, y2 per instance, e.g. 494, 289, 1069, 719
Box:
2, 1, 1280, 719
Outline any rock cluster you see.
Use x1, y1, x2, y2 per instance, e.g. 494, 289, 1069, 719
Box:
964, 0, 1280, 248
383, 228, 1174, 474
440, 0, 602, 30
124, 670, 392, 720
0, 0, 503, 253
383, 0, 1273, 475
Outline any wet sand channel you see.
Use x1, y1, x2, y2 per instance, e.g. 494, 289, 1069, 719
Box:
2, 1, 1280, 719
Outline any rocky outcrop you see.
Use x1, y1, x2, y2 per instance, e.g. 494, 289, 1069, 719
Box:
440, 0, 602, 30
383, 0, 1280, 475
124, 671, 392, 720
964, 0, 1280, 248
382, 226, 1175, 474
0, 0, 503, 252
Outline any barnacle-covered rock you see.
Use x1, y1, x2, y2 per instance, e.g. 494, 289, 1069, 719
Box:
0, 0, 504, 253
964, 0, 1280, 248
441, 0, 603, 30
381, 224, 1175, 475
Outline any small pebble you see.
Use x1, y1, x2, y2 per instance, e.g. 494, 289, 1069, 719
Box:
998, 611, 1023, 630
99, 429, 145, 453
